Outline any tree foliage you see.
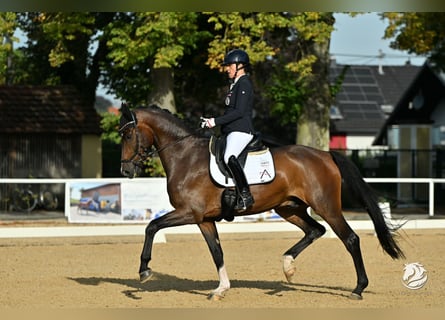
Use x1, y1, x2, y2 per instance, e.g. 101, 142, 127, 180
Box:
15, 12, 115, 104
0, 12, 19, 84
205, 12, 334, 149
107, 12, 202, 69
383, 12, 445, 69
3, 12, 335, 161
104, 12, 210, 110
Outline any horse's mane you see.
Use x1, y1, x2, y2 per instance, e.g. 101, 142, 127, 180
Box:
134, 104, 201, 137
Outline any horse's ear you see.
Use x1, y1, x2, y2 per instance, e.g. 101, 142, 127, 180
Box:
121, 103, 137, 124
120, 103, 131, 119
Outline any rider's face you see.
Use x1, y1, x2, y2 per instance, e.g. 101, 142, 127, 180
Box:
225, 64, 237, 79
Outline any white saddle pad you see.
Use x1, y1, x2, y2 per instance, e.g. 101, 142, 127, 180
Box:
209, 149, 275, 187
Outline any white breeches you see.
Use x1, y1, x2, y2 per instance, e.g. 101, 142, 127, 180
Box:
224, 131, 254, 164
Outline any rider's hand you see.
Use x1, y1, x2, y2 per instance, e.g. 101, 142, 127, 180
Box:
200, 117, 215, 128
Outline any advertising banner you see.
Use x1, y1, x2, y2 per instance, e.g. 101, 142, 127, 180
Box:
67, 178, 173, 223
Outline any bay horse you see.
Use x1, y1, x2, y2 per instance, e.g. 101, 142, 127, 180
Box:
119, 104, 404, 300
77, 198, 94, 215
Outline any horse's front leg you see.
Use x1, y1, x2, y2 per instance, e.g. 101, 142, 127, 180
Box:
198, 221, 230, 300
139, 209, 196, 282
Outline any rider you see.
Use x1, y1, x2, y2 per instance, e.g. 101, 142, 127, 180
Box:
201, 49, 255, 211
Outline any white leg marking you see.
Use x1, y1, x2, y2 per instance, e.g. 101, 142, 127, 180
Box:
282, 255, 296, 283
208, 265, 230, 300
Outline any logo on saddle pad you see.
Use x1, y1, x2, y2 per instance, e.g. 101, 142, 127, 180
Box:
208, 136, 275, 187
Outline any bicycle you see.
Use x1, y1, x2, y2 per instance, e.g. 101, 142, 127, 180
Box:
10, 184, 58, 213
39, 187, 59, 210
10, 186, 37, 212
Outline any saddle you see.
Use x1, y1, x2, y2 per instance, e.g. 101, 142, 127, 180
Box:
208, 134, 275, 221
208, 133, 275, 187
209, 133, 267, 177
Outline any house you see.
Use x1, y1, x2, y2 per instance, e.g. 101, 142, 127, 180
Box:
373, 62, 445, 149
329, 61, 421, 149
0, 85, 102, 178
372, 62, 445, 200
79, 183, 121, 213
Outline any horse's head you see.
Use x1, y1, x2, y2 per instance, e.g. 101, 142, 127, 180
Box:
119, 103, 154, 178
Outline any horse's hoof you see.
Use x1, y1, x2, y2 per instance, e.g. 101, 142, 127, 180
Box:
349, 292, 363, 300
139, 269, 153, 283
284, 267, 296, 283
282, 256, 296, 283
207, 292, 224, 301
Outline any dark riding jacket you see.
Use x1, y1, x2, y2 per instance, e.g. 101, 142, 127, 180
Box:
214, 74, 255, 135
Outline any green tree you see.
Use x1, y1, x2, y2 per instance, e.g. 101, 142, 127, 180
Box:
205, 12, 334, 149
10, 12, 335, 153
383, 12, 445, 69
0, 12, 19, 84
105, 12, 209, 112
17, 12, 115, 105
293, 13, 334, 150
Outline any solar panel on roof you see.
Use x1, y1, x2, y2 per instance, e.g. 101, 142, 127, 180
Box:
365, 94, 383, 102
330, 64, 422, 136
354, 69, 372, 76
347, 113, 364, 120
345, 86, 361, 93
359, 77, 375, 84
348, 94, 365, 101
362, 86, 379, 94
336, 93, 348, 100
356, 101, 379, 107
341, 104, 357, 111
364, 112, 383, 119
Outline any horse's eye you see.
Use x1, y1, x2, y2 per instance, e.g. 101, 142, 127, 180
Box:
119, 129, 132, 140
124, 133, 132, 140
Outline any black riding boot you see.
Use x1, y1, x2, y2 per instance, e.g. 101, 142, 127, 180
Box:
227, 155, 254, 211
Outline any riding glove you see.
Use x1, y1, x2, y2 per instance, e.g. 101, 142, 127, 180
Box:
200, 117, 215, 128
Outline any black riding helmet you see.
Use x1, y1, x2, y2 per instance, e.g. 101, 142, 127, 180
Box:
221, 49, 250, 66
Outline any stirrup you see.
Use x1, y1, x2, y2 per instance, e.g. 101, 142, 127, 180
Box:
234, 193, 254, 211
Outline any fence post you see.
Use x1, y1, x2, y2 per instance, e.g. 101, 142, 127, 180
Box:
429, 180, 435, 217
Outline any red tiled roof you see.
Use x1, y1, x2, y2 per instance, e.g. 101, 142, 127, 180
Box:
0, 85, 102, 134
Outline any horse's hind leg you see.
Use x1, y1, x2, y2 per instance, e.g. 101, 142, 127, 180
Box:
275, 205, 326, 283
321, 213, 368, 299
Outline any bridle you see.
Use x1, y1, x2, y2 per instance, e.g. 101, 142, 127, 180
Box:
119, 116, 196, 168
119, 121, 148, 168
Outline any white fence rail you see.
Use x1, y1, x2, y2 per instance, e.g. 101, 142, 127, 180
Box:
0, 177, 444, 217
365, 178, 445, 217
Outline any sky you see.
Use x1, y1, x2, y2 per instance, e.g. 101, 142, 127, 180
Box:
330, 12, 426, 66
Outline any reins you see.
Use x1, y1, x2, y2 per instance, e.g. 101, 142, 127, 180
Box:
120, 119, 201, 165
144, 131, 197, 158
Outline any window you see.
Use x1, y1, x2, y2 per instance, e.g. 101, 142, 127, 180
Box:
330, 105, 343, 120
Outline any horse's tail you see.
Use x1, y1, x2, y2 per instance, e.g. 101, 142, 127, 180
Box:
330, 150, 405, 260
